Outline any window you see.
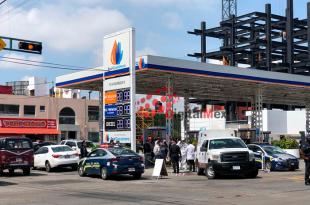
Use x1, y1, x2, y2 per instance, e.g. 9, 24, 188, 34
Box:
52, 146, 73, 153
89, 149, 107, 157
5, 139, 32, 150
65, 141, 76, 147
0, 104, 19, 115
88, 106, 99, 121
24, 105, 35, 115
40, 106, 45, 112
88, 132, 99, 143
59, 107, 75, 124
36, 147, 49, 154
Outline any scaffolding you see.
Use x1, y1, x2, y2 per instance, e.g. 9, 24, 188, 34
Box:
189, 0, 310, 76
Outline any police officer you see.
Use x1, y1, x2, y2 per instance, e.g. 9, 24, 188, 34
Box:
300, 135, 310, 185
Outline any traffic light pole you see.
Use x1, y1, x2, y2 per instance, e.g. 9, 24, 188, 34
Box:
0, 36, 42, 54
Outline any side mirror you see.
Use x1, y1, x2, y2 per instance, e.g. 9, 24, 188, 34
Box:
257, 150, 263, 155
72, 147, 77, 150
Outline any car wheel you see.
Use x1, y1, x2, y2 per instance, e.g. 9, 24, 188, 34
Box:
78, 166, 85, 177
45, 161, 52, 172
71, 165, 78, 171
8, 168, 14, 176
197, 168, 205, 176
246, 169, 258, 178
265, 161, 272, 171
23, 168, 31, 176
0, 169, 3, 175
206, 165, 216, 179
101, 167, 109, 180
133, 173, 142, 180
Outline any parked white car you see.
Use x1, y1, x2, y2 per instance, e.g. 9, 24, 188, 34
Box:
60, 140, 94, 155
34, 145, 79, 172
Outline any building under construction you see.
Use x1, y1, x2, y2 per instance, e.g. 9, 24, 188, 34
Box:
189, 0, 310, 76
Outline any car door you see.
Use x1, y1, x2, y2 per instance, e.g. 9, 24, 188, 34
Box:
199, 140, 209, 164
34, 147, 43, 168
35, 147, 48, 168
84, 149, 107, 175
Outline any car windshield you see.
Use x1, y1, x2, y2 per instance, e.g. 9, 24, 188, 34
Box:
52, 146, 73, 153
209, 138, 247, 149
108, 148, 137, 156
263, 146, 286, 155
5, 139, 32, 150
77, 141, 94, 148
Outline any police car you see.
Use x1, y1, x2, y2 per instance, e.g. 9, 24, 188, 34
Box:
77, 147, 144, 180
248, 143, 299, 171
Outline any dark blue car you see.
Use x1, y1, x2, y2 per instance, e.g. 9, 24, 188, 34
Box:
78, 148, 144, 180
248, 144, 299, 171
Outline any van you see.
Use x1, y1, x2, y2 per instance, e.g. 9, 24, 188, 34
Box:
196, 129, 258, 179
0, 137, 34, 175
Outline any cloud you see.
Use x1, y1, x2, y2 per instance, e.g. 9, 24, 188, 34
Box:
0, 53, 44, 70
136, 47, 158, 57
125, 0, 219, 10
0, 4, 131, 53
162, 12, 183, 30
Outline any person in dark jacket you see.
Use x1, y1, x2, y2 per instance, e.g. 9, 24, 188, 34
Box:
300, 135, 310, 185
80, 140, 88, 158
169, 140, 181, 174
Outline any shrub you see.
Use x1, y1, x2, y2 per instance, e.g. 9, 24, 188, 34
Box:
271, 138, 299, 149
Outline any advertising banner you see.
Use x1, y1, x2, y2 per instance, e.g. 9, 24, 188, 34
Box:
104, 131, 131, 144
105, 91, 117, 104
104, 76, 131, 91
102, 28, 136, 150
105, 105, 117, 117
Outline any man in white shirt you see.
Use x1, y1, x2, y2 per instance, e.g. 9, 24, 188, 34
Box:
186, 143, 196, 172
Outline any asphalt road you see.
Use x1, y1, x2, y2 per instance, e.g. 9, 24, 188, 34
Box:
0, 163, 309, 205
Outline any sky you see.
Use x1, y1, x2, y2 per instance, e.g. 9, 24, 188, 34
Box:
0, 0, 309, 86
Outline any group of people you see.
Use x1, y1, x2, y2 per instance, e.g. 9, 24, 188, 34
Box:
143, 137, 196, 174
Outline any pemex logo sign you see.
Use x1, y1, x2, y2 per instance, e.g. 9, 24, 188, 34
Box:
110, 40, 123, 65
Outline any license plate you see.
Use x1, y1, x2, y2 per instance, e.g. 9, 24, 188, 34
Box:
128, 168, 135, 172
233, 166, 241, 170
291, 162, 295, 165
65, 155, 70, 159
16, 158, 22, 163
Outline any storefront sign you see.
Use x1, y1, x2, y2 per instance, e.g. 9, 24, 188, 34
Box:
0, 118, 57, 129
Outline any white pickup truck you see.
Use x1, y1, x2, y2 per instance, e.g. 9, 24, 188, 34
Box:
196, 130, 258, 179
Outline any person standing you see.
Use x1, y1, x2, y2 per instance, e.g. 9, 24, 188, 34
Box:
169, 140, 181, 174
143, 138, 153, 168
80, 140, 88, 159
300, 135, 310, 185
186, 142, 196, 172
153, 141, 161, 159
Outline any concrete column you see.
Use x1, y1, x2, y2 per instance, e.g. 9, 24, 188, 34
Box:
99, 89, 103, 144
183, 92, 190, 140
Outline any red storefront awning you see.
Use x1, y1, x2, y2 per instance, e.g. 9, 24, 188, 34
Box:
0, 128, 60, 135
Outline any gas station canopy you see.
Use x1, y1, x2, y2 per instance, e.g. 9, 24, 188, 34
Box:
56, 55, 310, 106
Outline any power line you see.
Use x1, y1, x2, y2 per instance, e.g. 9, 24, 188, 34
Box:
0, 0, 34, 23
0, 56, 93, 69
0, 0, 7, 6
0, 59, 88, 71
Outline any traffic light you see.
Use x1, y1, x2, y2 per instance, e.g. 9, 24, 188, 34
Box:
18, 41, 42, 53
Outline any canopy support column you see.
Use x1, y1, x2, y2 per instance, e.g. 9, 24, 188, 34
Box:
183, 90, 190, 140
165, 76, 174, 142
99, 88, 104, 144
251, 87, 263, 141
306, 103, 310, 135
